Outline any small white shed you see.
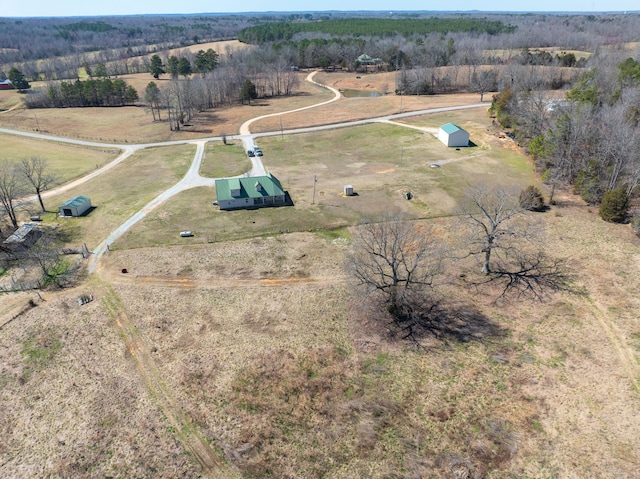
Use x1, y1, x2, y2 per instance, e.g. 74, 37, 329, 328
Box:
438, 123, 469, 147
59, 196, 92, 217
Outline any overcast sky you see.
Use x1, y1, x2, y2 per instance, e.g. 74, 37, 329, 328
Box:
1, 1, 638, 17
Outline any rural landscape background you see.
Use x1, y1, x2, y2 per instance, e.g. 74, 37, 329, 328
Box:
1, 10, 640, 478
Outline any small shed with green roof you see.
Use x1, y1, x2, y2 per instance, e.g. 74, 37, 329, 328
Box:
215, 174, 286, 210
59, 196, 92, 217
438, 123, 469, 147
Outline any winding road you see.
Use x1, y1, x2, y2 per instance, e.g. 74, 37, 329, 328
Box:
5, 73, 640, 479
3, 70, 485, 273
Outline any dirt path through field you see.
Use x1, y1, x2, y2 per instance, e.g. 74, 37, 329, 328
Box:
587, 298, 640, 393
99, 283, 240, 479
102, 270, 347, 290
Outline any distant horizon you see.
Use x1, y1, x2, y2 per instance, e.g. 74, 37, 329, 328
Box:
3, 10, 640, 19
2, 1, 639, 19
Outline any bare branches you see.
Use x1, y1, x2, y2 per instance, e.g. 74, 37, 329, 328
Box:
457, 185, 531, 275
458, 185, 575, 301
19, 157, 56, 213
0, 160, 26, 230
464, 250, 577, 301
349, 214, 442, 303
348, 214, 503, 345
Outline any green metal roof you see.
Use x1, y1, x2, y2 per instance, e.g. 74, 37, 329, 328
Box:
60, 196, 90, 208
215, 174, 284, 201
440, 123, 464, 134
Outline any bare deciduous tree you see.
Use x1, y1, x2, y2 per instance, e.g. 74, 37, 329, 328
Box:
459, 186, 528, 275
19, 156, 56, 213
459, 186, 573, 300
0, 160, 25, 230
348, 214, 444, 340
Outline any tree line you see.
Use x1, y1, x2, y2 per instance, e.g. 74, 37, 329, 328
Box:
490, 51, 640, 226
142, 47, 298, 131
238, 17, 516, 44
23, 78, 139, 108
3, 13, 640, 84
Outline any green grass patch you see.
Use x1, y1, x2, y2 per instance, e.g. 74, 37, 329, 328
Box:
0, 133, 120, 184
200, 142, 251, 178
20, 330, 62, 380
42, 258, 72, 287
313, 226, 352, 241
46, 144, 195, 249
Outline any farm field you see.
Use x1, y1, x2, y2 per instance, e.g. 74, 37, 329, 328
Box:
43, 144, 195, 249
0, 132, 119, 183
1, 53, 640, 479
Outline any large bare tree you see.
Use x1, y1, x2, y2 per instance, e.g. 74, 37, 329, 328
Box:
19, 156, 56, 213
458, 186, 573, 300
348, 214, 444, 340
458, 186, 528, 275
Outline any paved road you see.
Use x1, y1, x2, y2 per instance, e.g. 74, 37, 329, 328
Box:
1, 73, 487, 273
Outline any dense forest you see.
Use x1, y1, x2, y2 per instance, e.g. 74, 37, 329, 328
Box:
237, 18, 517, 43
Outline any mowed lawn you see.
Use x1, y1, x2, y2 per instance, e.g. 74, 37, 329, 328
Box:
200, 141, 251, 179
0, 133, 119, 183
44, 144, 195, 249
119, 110, 539, 248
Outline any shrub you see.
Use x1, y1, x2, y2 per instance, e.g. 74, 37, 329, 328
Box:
519, 185, 545, 212
599, 186, 628, 223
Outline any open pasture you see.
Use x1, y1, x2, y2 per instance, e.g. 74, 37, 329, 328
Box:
43, 144, 195, 249
118, 110, 538, 249
0, 133, 119, 183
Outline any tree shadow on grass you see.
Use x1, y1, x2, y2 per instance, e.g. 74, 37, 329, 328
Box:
390, 301, 505, 346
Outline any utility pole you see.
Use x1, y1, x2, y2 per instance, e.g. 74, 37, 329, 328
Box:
312, 175, 318, 204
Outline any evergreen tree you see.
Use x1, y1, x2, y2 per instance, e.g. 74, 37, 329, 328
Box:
149, 55, 165, 79
8, 67, 30, 91
178, 57, 192, 78
240, 79, 257, 104
167, 56, 179, 79
599, 186, 628, 223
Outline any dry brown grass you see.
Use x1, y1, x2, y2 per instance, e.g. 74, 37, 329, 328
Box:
1, 67, 640, 479
3, 195, 640, 477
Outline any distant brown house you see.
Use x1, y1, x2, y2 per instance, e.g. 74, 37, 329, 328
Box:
0, 79, 13, 90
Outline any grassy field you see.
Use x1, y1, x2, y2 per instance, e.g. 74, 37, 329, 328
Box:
119, 109, 539, 249
40, 144, 195, 249
200, 141, 251, 178
0, 71, 336, 144
0, 133, 119, 182
1, 65, 640, 479
6, 197, 639, 478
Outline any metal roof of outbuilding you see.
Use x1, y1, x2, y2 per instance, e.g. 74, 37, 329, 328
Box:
440, 123, 465, 134
60, 196, 90, 208
3, 223, 37, 244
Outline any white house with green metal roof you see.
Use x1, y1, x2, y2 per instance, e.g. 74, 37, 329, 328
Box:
59, 195, 92, 217
215, 174, 286, 210
438, 123, 469, 147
